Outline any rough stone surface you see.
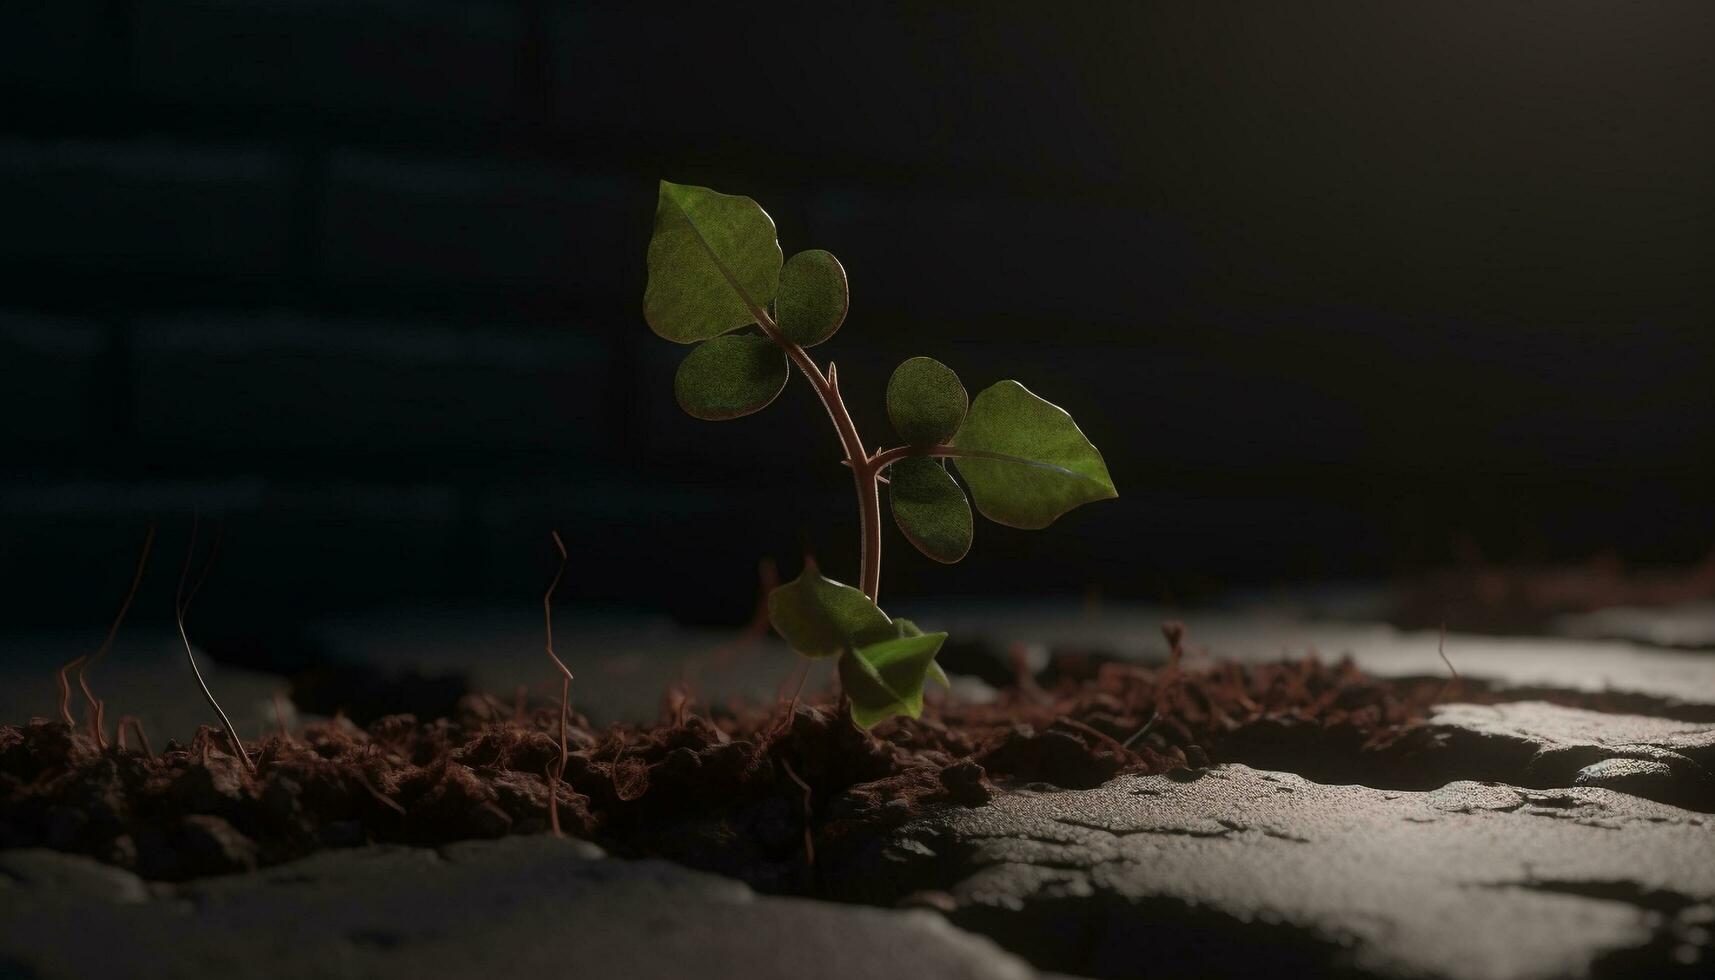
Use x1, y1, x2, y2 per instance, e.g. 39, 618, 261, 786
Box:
837, 765, 1715, 980
0, 848, 149, 903
1418, 702, 1715, 811
1553, 601, 1715, 650
0, 836, 1037, 980
1222, 700, 1715, 814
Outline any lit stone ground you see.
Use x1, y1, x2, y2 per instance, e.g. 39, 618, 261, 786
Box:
832, 765, 1715, 980
0, 837, 1036, 980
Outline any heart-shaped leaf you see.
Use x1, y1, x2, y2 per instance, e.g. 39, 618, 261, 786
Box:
766, 562, 895, 659
889, 457, 973, 563
886, 356, 968, 446
674, 334, 789, 420
839, 630, 948, 728
644, 181, 782, 344
952, 380, 1117, 529
776, 249, 848, 348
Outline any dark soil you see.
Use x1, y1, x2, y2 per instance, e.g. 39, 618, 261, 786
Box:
0, 641, 1654, 892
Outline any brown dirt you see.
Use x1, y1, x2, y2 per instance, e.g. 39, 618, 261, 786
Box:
0, 646, 1638, 891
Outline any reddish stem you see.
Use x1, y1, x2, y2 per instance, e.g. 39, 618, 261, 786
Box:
56, 525, 157, 745
752, 311, 886, 601
779, 757, 816, 879
543, 531, 574, 838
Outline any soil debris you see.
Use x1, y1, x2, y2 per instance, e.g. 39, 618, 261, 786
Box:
0, 650, 1693, 887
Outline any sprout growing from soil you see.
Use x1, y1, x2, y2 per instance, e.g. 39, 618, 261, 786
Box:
643, 181, 1116, 726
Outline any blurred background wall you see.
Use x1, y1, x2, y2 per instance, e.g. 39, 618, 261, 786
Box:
2, 1, 1712, 631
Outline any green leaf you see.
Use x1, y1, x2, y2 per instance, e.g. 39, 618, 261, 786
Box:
927, 660, 950, 689
888, 457, 973, 563
776, 249, 848, 348
952, 381, 1117, 529
644, 181, 782, 344
886, 357, 968, 445
839, 631, 948, 728
766, 562, 895, 659
891, 618, 951, 688
674, 334, 789, 420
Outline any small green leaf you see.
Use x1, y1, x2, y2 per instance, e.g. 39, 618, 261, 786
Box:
766, 562, 895, 658
674, 334, 789, 420
887, 357, 968, 446
839, 631, 948, 728
644, 181, 782, 344
927, 660, 950, 688
891, 618, 951, 687
889, 457, 973, 563
776, 249, 848, 347
952, 381, 1117, 529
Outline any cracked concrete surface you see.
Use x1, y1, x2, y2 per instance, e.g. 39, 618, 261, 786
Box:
842, 765, 1715, 980
1417, 702, 1715, 810
0, 837, 1037, 980
1220, 699, 1715, 815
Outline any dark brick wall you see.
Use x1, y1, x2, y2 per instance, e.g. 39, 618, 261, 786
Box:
3, 2, 1713, 629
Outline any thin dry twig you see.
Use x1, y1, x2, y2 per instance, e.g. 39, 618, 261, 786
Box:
779, 757, 816, 877
113, 715, 153, 759
1434, 623, 1461, 703
1122, 709, 1161, 750
1152, 620, 1191, 718
1161, 620, 1187, 671
770, 657, 811, 739
175, 518, 254, 773
56, 525, 157, 746
80, 525, 157, 747
272, 691, 292, 741
351, 769, 406, 816
543, 530, 574, 838
55, 661, 78, 730
1058, 715, 1134, 759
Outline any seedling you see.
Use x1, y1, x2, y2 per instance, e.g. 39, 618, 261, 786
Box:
643, 181, 1116, 727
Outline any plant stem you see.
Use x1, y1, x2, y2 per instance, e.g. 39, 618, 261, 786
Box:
868, 444, 985, 471
855, 459, 882, 602
752, 312, 884, 602
543, 531, 573, 838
